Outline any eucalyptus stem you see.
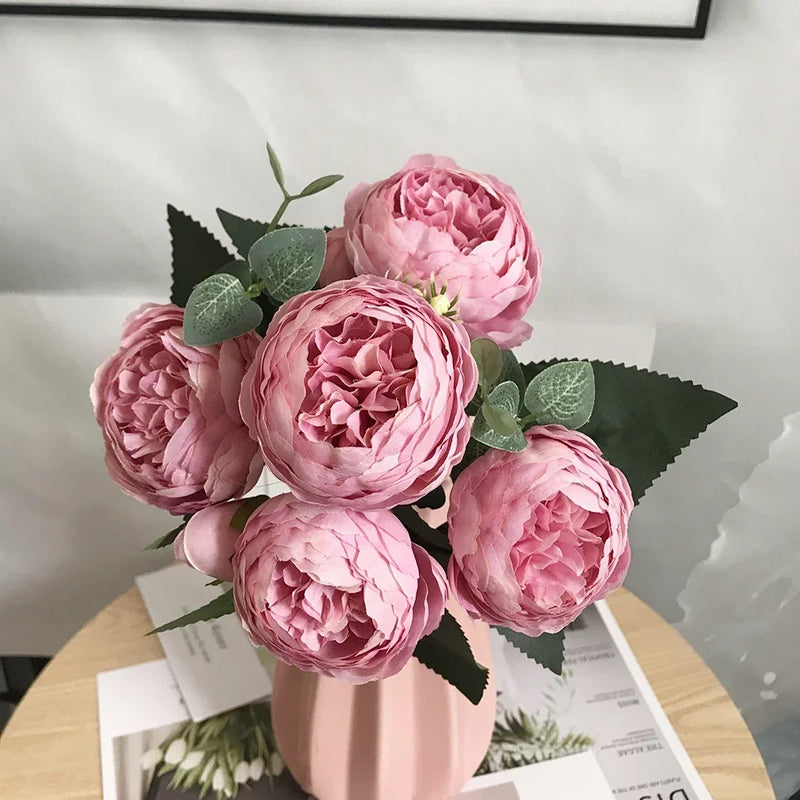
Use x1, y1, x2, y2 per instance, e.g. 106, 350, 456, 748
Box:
518, 413, 536, 429
246, 280, 266, 299
266, 195, 292, 234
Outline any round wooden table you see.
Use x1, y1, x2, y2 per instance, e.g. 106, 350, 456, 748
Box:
0, 587, 774, 800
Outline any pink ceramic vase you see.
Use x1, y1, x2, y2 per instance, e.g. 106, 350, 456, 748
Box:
271, 601, 496, 800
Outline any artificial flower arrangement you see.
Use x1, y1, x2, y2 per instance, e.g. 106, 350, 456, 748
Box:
92, 147, 735, 795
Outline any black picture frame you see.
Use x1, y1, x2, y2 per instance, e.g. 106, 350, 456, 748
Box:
0, 0, 712, 39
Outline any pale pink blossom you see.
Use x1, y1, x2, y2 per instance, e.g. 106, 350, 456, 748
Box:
448, 425, 632, 635
344, 154, 541, 347
233, 495, 447, 682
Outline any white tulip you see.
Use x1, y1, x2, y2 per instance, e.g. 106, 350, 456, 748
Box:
233, 762, 250, 784
270, 752, 284, 775
249, 757, 265, 782
212, 768, 226, 791
200, 758, 215, 783
164, 739, 188, 765
140, 748, 162, 771
180, 750, 204, 771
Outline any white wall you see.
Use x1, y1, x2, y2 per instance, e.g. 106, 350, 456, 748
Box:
1, 2, 798, 661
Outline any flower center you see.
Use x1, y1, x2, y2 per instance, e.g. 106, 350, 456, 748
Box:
110, 333, 191, 467
395, 168, 504, 253
297, 315, 416, 448
266, 561, 376, 654
510, 492, 607, 610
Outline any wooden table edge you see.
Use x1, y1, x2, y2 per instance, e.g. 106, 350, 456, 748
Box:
0, 586, 775, 800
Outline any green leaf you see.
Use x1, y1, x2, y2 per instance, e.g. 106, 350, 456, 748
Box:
229, 494, 269, 532
488, 380, 521, 416
148, 590, 235, 635
217, 259, 251, 288
498, 349, 526, 396
248, 227, 326, 303
167, 205, 233, 308
482, 401, 519, 436
266, 142, 287, 192
143, 522, 186, 551
392, 505, 452, 570
216, 209, 270, 259
295, 174, 344, 198
183, 274, 263, 346
414, 610, 489, 705
471, 409, 527, 452
471, 338, 502, 388
414, 485, 446, 510
496, 627, 566, 675
524, 361, 595, 429
520, 360, 738, 503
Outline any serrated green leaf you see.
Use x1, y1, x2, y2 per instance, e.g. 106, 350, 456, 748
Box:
471, 338, 502, 387
471, 409, 528, 452
520, 360, 738, 503
524, 361, 595, 429
148, 590, 235, 635
392, 505, 452, 570
496, 626, 566, 675
167, 205, 233, 308
229, 494, 269, 532
248, 227, 326, 303
183, 274, 263, 346
266, 142, 286, 192
414, 610, 489, 705
216, 209, 270, 259
296, 174, 344, 198
482, 401, 519, 436
143, 521, 186, 551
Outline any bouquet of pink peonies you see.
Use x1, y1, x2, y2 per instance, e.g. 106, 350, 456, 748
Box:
93, 148, 736, 705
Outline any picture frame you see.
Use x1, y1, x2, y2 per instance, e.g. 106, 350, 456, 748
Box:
0, 0, 712, 39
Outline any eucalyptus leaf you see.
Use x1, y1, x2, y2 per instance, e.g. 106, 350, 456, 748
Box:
414, 610, 489, 705
183, 273, 263, 346
495, 627, 566, 675
248, 227, 326, 303
148, 590, 235, 635
471, 338, 503, 388
216, 209, 269, 259
472, 409, 527, 452
266, 142, 286, 192
520, 360, 737, 503
167, 205, 232, 308
482, 401, 519, 436
488, 380, 521, 416
217, 259, 251, 288
498, 349, 526, 396
296, 174, 344, 198
524, 361, 595, 429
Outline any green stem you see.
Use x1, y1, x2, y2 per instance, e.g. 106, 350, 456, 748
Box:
266, 195, 292, 234
518, 413, 536, 429
246, 280, 266, 299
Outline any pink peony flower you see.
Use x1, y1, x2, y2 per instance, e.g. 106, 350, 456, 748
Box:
318, 227, 356, 287
91, 303, 263, 515
233, 495, 447, 683
173, 500, 245, 582
447, 425, 632, 635
343, 154, 541, 348
240, 274, 477, 510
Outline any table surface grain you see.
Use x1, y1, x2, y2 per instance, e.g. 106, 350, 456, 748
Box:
0, 587, 774, 800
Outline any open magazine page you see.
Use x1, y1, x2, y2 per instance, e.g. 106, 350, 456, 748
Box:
482, 603, 712, 800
